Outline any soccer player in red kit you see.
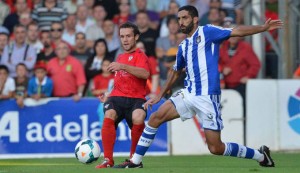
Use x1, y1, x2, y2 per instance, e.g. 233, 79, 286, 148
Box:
95, 22, 150, 169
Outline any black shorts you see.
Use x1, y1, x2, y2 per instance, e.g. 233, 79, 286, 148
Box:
103, 96, 146, 129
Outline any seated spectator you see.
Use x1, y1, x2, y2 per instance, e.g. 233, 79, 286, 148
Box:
103, 19, 120, 52
86, 4, 106, 48
76, 5, 95, 33
71, 32, 92, 65
1, 24, 37, 77
221, 0, 243, 24
19, 12, 33, 28
158, 1, 179, 37
136, 41, 160, 98
219, 36, 261, 115
62, 14, 77, 47
0, 65, 15, 99
51, 22, 71, 49
136, 10, 158, 57
27, 22, 43, 54
14, 63, 29, 107
293, 66, 300, 79
84, 0, 96, 18
31, 0, 68, 31
0, 0, 10, 25
0, 32, 9, 61
207, 7, 223, 26
63, 0, 78, 14
129, 0, 160, 30
85, 39, 112, 82
37, 31, 56, 64
113, 0, 131, 26
200, 0, 222, 25
28, 62, 53, 100
3, 0, 28, 34
47, 42, 86, 101
91, 58, 114, 97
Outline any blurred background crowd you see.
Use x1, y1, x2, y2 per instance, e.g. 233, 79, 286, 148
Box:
0, 0, 299, 108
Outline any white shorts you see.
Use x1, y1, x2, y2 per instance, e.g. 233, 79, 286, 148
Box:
169, 89, 223, 131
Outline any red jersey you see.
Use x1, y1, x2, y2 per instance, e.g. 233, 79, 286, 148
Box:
93, 74, 114, 91
110, 48, 150, 99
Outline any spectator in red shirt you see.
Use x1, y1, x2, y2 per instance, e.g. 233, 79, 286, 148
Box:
47, 41, 86, 101
91, 58, 114, 97
219, 36, 261, 115
113, 0, 131, 26
95, 22, 150, 169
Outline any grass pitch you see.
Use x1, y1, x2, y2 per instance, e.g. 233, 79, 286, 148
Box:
0, 152, 299, 173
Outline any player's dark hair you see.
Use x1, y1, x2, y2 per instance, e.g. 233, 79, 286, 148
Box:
178, 5, 199, 18
119, 22, 140, 36
0, 65, 9, 74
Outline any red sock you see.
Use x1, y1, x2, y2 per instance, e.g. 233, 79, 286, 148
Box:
101, 118, 116, 163
130, 123, 145, 158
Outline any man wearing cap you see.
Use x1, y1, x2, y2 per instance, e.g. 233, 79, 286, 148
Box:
27, 62, 53, 100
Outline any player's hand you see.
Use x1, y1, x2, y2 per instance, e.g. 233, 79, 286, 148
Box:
107, 62, 123, 72
98, 93, 108, 103
223, 67, 232, 76
144, 95, 161, 110
263, 18, 283, 31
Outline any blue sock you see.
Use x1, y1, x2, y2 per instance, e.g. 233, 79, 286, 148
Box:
131, 124, 158, 164
223, 142, 264, 162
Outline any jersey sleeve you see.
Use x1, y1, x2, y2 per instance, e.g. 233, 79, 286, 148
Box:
173, 44, 185, 71
204, 24, 232, 43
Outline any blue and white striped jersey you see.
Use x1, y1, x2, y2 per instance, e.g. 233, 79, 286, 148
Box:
173, 25, 232, 96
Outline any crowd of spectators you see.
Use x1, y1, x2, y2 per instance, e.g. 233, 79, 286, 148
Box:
0, 0, 285, 108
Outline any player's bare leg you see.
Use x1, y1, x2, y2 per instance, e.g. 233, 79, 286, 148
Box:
95, 109, 117, 168
204, 129, 274, 167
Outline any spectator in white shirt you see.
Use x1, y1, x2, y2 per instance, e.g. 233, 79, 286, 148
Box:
0, 65, 15, 99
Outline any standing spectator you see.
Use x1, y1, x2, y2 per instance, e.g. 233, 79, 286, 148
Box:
86, 5, 106, 48
19, 12, 33, 29
91, 58, 114, 96
76, 5, 95, 33
62, 14, 77, 47
129, 0, 160, 30
95, 0, 119, 20
0, 32, 9, 61
0, 0, 10, 25
187, 0, 210, 20
27, 22, 43, 54
36, 31, 56, 64
14, 63, 28, 108
136, 11, 158, 57
50, 22, 70, 49
3, 0, 28, 34
103, 19, 120, 52
159, 1, 180, 37
63, 0, 78, 14
71, 32, 92, 65
85, 39, 112, 82
113, 0, 131, 26
219, 36, 261, 115
207, 8, 223, 26
1, 25, 37, 77
31, 0, 68, 31
156, 15, 180, 86
221, 0, 243, 24
0, 65, 15, 99
47, 42, 86, 101
28, 62, 53, 100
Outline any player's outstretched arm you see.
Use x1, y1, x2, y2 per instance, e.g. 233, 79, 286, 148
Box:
231, 18, 283, 37
144, 69, 182, 109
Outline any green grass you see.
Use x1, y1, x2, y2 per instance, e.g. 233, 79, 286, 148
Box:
0, 152, 299, 173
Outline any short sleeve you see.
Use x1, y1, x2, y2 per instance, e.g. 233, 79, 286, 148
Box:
135, 52, 150, 72
204, 25, 232, 43
173, 44, 185, 71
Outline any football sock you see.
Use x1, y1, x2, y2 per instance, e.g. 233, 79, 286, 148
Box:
101, 118, 116, 163
131, 124, 158, 164
223, 142, 264, 162
130, 123, 145, 158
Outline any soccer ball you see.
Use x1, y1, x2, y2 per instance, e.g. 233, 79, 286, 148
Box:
75, 139, 101, 164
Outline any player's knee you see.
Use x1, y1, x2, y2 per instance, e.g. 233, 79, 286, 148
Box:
208, 144, 223, 155
148, 112, 164, 128
104, 110, 117, 121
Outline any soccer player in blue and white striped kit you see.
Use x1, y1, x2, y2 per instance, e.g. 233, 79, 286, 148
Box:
113, 5, 283, 168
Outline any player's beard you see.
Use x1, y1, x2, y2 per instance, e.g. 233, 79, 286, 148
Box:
122, 42, 136, 52
180, 21, 194, 34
